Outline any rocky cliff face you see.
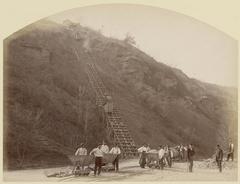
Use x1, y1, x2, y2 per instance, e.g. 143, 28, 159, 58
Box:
3, 20, 237, 169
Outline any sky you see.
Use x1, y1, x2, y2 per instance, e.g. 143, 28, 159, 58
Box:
49, 4, 238, 87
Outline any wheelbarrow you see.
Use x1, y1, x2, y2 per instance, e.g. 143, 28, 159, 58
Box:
146, 151, 160, 169
101, 153, 118, 172
68, 154, 118, 174
68, 155, 95, 176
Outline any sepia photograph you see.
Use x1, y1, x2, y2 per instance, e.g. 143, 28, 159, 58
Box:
2, 2, 238, 182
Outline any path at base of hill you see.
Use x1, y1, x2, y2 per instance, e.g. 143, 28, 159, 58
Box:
3, 159, 237, 182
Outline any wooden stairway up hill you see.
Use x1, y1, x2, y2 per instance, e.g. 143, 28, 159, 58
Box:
85, 62, 137, 157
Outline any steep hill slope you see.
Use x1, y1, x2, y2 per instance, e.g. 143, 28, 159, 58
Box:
3, 19, 237, 169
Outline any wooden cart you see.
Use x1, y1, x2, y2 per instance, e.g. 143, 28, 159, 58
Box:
68, 155, 95, 176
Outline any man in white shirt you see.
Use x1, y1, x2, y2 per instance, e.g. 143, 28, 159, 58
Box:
75, 143, 87, 156
101, 141, 109, 153
146, 144, 151, 152
179, 144, 184, 161
74, 143, 87, 170
109, 143, 121, 171
158, 145, 165, 170
138, 144, 148, 168
164, 145, 173, 167
227, 141, 234, 161
138, 144, 148, 153
90, 143, 104, 176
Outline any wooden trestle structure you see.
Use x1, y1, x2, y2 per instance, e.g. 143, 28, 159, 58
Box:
85, 59, 138, 157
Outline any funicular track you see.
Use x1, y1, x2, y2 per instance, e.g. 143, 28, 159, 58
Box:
82, 51, 138, 157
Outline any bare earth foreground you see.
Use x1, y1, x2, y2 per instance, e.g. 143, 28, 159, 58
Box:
4, 159, 237, 182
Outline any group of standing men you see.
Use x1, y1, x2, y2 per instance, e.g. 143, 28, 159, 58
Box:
137, 144, 175, 170
75, 141, 121, 176
74, 141, 234, 176
137, 143, 195, 172
137, 142, 234, 173
175, 144, 188, 161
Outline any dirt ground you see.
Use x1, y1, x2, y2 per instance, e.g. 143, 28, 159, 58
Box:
3, 159, 238, 182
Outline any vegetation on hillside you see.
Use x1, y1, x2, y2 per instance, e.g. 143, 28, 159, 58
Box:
3, 19, 237, 169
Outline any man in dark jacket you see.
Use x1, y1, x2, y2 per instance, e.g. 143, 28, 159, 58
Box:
187, 144, 195, 172
216, 145, 223, 172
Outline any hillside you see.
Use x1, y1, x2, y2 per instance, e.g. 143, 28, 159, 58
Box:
3, 19, 237, 169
